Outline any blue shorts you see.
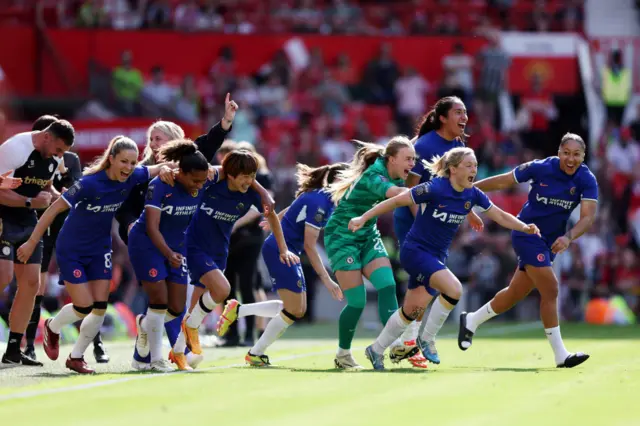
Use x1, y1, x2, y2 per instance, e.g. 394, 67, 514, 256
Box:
262, 241, 305, 293
400, 245, 443, 296
57, 250, 113, 284
512, 233, 555, 271
393, 207, 413, 248
187, 246, 226, 289
129, 244, 189, 285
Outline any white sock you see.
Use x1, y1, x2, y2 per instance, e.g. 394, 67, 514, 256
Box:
174, 331, 187, 354
143, 309, 166, 363
70, 313, 104, 359
239, 300, 284, 318
49, 304, 84, 334
336, 347, 351, 357
372, 310, 411, 354
399, 319, 420, 342
186, 292, 216, 329
250, 312, 291, 355
466, 301, 497, 333
421, 297, 453, 342
545, 326, 571, 365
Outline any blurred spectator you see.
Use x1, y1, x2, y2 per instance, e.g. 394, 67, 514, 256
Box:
173, 74, 201, 123
517, 73, 558, 153
394, 67, 429, 136
475, 31, 510, 126
315, 69, 350, 121
556, 0, 584, 32
442, 43, 474, 106
469, 246, 501, 309
224, 10, 255, 34
199, 0, 224, 31
144, 0, 172, 29
111, 50, 143, 115
606, 127, 639, 233
362, 42, 399, 105
174, 0, 202, 32
141, 65, 175, 111
258, 74, 289, 117
77, 0, 110, 28
601, 50, 631, 127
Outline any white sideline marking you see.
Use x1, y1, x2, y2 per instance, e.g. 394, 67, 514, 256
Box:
0, 322, 540, 402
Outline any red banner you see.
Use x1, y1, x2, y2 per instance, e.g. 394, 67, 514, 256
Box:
0, 27, 581, 97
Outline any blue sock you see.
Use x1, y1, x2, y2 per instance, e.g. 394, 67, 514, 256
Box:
164, 310, 191, 355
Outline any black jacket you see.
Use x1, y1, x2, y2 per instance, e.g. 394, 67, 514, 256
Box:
115, 121, 230, 244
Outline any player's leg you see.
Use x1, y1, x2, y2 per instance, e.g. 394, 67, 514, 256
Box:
24, 241, 52, 360
246, 289, 302, 367
459, 268, 534, 350
138, 279, 172, 372
418, 268, 463, 364
218, 243, 290, 338
182, 266, 231, 355
365, 285, 429, 370
3, 248, 43, 366
362, 238, 397, 326
165, 260, 199, 371
525, 265, 589, 368
325, 239, 367, 369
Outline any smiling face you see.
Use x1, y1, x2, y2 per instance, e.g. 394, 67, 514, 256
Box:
450, 153, 478, 190
42, 134, 70, 159
387, 146, 416, 180
227, 173, 256, 193
441, 100, 468, 139
108, 149, 139, 182
558, 138, 585, 175
178, 169, 209, 194
149, 129, 173, 162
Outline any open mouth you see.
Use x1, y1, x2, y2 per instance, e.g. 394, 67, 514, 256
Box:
404, 168, 411, 177
120, 171, 131, 179
458, 123, 467, 132
467, 175, 475, 183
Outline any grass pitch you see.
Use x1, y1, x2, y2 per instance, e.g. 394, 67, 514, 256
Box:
0, 322, 637, 426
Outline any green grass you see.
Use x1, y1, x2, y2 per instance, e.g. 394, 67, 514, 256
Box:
0, 322, 638, 426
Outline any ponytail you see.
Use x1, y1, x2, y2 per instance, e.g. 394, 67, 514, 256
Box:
424, 147, 475, 178
159, 139, 209, 174
84, 136, 138, 176
295, 162, 349, 198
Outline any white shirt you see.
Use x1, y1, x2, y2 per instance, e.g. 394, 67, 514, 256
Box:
0, 132, 36, 176
395, 76, 429, 116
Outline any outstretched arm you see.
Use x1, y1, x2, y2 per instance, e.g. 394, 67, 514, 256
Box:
474, 171, 518, 192
551, 200, 597, 254
484, 205, 540, 236
349, 189, 412, 232
17, 198, 69, 262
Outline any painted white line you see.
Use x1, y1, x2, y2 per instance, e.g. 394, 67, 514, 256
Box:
0, 322, 540, 402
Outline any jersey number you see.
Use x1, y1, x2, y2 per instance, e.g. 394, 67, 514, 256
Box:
104, 253, 112, 269
181, 257, 188, 274
374, 239, 385, 252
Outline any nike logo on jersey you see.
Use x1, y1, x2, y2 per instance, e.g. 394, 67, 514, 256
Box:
539, 183, 548, 187
438, 204, 447, 208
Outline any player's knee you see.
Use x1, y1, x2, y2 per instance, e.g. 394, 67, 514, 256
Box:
344, 286, 366, 309
441, 293, 460, 306
282, 308, 304, 321
539, 284, 558, 301
92, 301, 108, 316
0, 268, 12, 288
73, 304, 92, 318
167, 306, 183, 319
369, 267, 395, 291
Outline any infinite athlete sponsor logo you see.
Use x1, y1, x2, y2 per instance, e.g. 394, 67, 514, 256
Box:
160, 205, 198, 216
200, 203, 241, 222
535, 193, 574, 210
85, 202, 124, 213
432, 209, 466, 224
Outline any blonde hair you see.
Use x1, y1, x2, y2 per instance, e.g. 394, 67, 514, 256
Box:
327, 136, 413, 203
84, 136, 138, 175
425, 147, 475, 178
236, 141, 269, 173
141, 120, 185, 165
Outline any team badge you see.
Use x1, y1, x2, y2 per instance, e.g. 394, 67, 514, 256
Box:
146, 185, 155, 201
570, 187, 576, 195
236, 202, 245, 212
314, 208, 325, 223
415, 185, 426, 195
2, 246, 10, 256
73, 269, 82, 278
537, 254, 545, 262
49, 163, 54, 173
149, 268, 158, 278
346, 256, 354, 265
67, 182, 82, 197
191, 190, 199, 197
519, 162, 531, 171
464, 201, 471, 210
297, 280, 303, 288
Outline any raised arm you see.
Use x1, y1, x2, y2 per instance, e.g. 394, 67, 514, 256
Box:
195, 93, 237, 163
16, 198, 69, 263
483, 204, 540, 236
474, 171, 518, 193
303, 225, 343, 301
551, 200, 597, 254
348, 189, 412, 232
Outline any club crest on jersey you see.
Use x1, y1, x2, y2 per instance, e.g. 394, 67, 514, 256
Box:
346, 256, 354, 265
49, 163, 54, 173
297, 279, 303, 288
415, 184, 427, 196
73, 269, 82, 278
66, 182, 82, 197
464, 201, 471, 210
537, 253, 546, 262
570, 187, 576, 195
2, 246, 10, 256
146, 185, 155, 201
314, 208, 325, 223
191, 190, 199, 197
149, 268, 158, 278
236, 202, 245, 212
519, 162, 531, 171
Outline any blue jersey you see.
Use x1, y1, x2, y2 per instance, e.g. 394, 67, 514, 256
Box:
130, 174, 217, 251
512, 157, 598, 242
394, 131, 465, 244
406, 177, 492, 258
274, 189, 334, 255
57, 166, 149, 255
186, 179, 263, 259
